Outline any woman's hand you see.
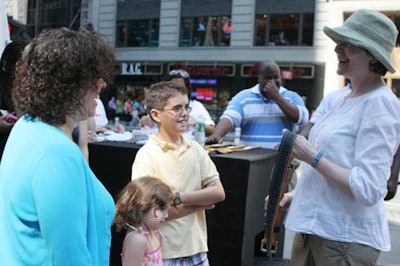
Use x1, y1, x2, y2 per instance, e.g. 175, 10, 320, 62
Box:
283, 129, 317, 165
264, 192, 294, 211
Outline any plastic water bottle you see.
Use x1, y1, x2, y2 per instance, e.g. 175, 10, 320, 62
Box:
195, 121, 206, 146
234, 127, 241, 145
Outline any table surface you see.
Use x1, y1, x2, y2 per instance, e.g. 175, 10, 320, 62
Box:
90, 141, 277, 161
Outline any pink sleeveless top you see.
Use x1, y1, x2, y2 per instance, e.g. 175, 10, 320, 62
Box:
121, 224, 163, 266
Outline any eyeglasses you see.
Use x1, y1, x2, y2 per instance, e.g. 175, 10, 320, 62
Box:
169, 69, 189, 78
156, 104, 192, 116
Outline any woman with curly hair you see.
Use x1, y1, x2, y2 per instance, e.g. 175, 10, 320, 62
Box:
0, 28, 116, 265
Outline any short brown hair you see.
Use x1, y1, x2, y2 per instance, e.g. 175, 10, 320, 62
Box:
145, 81, 188, 110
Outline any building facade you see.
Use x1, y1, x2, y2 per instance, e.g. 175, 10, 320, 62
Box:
7, 0, 400, 119
87, 0, 400, 118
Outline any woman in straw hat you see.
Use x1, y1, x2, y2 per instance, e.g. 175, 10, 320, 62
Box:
268, 9, 400, 265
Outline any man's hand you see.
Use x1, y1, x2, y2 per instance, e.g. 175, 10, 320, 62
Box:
261, 79, 280, 100
206, 133, 223, 145
385, 177, 399, 201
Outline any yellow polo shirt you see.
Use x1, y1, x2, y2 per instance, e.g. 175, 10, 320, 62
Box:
131, 135, 220, 259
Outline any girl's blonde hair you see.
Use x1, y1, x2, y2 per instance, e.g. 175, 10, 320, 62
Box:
113, 176, 173, 232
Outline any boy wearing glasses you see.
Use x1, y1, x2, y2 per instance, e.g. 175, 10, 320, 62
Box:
131, 81, 225, 265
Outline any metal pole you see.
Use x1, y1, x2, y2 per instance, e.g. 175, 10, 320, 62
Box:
80, 0, 88, 29
34, 0, 39, 36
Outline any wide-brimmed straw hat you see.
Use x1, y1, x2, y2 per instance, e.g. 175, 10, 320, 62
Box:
323, 9, 398, 73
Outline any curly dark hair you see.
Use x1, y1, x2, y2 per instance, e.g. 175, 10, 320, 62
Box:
113, 176, 174, 232
0, 40, 29, 111
13, 28, 116, 124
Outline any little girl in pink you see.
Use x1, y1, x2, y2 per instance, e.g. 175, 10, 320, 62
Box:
113, 176, 173, 266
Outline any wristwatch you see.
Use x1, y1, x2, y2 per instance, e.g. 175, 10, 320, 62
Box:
173, 192, 182, 206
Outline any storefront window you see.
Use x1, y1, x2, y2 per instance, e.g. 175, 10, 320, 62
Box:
116, 19, 159, 47
116, 0, 160, 47
180, 16, 231, 47
180, 0, 232, 47
254, 0, 315, 46
26, 0, 81, 36
255, 13, 314, 46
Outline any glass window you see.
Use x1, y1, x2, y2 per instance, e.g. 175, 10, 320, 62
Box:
254, 14, 267, 46
269, 14, 299, 46
26, 0, 81, 37
180, 16, 231, 47
255, 13, 314, 46
180, 0, 232, 47
115, 0, 160, 47
254, 0, 315, 47
115, 22, 126, 47
116, 19, 159, 47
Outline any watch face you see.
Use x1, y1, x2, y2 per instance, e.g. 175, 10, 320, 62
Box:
174, 194, 182, 205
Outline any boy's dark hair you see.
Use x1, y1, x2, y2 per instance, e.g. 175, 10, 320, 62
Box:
145, 81, 188, 111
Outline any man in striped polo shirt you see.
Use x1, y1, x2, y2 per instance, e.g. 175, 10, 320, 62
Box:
206, 60, 309, 149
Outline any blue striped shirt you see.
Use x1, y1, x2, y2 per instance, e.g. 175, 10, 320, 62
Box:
221, 84, 309, 149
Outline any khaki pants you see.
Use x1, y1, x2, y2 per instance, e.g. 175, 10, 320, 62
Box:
291, 233, 380, 266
